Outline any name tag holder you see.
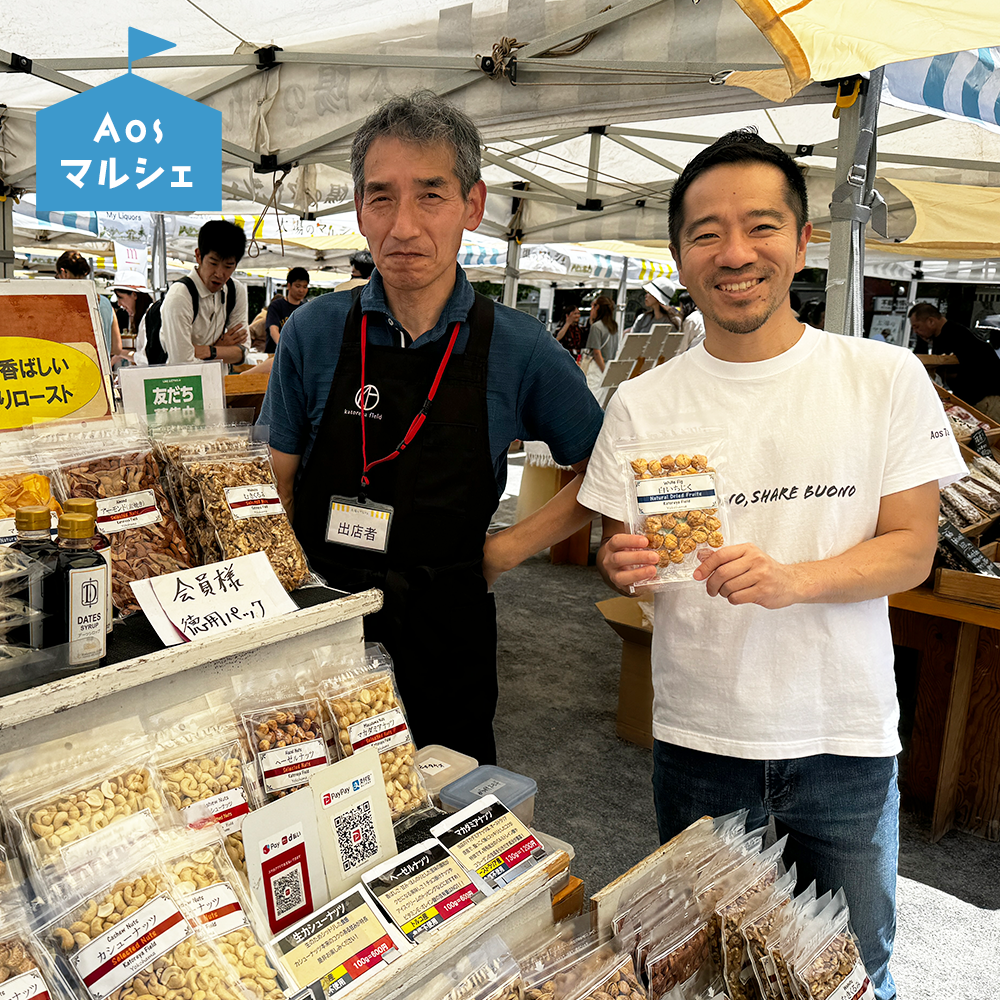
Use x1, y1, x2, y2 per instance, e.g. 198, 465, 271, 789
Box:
326, 496, 393, 553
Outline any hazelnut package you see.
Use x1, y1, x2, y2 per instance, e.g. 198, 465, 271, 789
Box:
615, 433, 731, 590
317, 646, 433, 831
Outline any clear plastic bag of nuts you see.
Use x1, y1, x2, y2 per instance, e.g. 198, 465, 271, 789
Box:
411, 935, 524, 1000
36, 835, 248, 1000
150, 703, 259, 876
47, 427, 196, 615
150, 416, 256, 566
239, 697, 330, 803
0, 887, 76, 1000
551, 946, 647, 1000
0, 722, 168, 876
787, 892, 873, 1000
180, 443, 312, 592
155, 829, 286, 1000
614, 432, 731, 590
739, 866, 798, 1000
317, 646, 433, 831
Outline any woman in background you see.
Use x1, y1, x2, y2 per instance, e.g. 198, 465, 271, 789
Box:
583, 295, 618, 398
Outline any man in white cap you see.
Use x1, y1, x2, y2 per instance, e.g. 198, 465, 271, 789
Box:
631, 277, 680, 334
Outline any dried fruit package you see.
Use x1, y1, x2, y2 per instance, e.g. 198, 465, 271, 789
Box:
48, 427, 195, 614
615, 432, 731, 590
0, 722, 168, 875
37, 837, 246, 1000
318, 647, 432, 830
150, 703, 258, 875
156, 830, 286, 1000
180, 443, 310, 591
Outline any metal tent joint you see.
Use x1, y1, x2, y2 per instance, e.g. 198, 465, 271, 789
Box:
9, 53, 32, 74
477, 38, 525, 84
254, 45, 283, 71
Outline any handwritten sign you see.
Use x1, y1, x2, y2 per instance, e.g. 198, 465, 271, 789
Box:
130, 551, 297, 646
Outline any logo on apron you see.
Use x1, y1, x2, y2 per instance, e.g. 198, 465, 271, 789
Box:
355, 384, 380, 411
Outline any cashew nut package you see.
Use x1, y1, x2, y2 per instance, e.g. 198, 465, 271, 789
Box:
180, 444, 310, 592
152, 708, 258, 876
37, 842, 246, 1000
615, 434, 731, 589
318, 650, 432, 830
49, 430, 195, 615
240, 699, 329, 803
0, 890, 75, 1000
156, 831, 285, 1000
0, 724, 167, 875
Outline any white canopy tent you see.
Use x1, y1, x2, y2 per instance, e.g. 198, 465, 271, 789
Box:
2, 0, 1000, 329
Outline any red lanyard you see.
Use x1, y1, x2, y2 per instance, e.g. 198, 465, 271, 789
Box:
359, 313, 462, 489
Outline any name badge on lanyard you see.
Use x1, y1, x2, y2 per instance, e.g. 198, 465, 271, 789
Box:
325, 496, 394, 553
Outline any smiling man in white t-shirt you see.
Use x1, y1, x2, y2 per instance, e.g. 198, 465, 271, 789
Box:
578, 130, 965, 1000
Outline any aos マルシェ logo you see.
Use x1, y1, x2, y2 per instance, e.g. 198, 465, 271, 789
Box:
36, 28, 221, 212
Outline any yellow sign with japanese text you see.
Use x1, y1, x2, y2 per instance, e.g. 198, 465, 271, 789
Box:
0, 338, 106, 430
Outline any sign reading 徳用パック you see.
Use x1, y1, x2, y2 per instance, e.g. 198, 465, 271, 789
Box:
35, 30, 221, 212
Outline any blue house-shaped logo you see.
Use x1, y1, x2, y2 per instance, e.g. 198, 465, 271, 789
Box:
36, 31, 221, 212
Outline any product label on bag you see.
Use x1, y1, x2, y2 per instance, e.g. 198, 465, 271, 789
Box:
68, 564, 107, 664
825, 959, 874, 1000
432, 797, 546, 891
0, 969, 51, 1000
225, 484, 284, 520
273, 887, 398, 992
347, 708, 409, 755
71, 893, 192, 1000
187, 882, 248, 939
635, 473, 718, 515
259, 738, 328, 793
95, 490, 162, 533
181, 786, 250, 835
362, 841, 481, 942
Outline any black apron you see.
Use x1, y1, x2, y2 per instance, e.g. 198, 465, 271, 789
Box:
294, 293, 500, 765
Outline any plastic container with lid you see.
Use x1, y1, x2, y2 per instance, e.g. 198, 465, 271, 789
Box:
439, 765, 537, 828
415, 744, 479, 807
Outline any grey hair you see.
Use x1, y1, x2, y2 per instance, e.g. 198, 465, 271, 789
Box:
351, 90, 483, 199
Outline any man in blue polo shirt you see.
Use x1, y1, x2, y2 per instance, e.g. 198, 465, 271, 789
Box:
260, 91, 603, 764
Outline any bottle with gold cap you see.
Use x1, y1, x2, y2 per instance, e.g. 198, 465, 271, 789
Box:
55, 512, 108, 668
62, 497, 113, 634
8, 504, 60, 649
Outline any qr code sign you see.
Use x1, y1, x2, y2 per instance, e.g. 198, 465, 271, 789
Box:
270, 864, 306, 918
334, 800, 379, 873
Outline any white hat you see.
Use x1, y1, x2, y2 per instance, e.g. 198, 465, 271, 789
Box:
113, 269, 149, 292
643, 277, 678, 308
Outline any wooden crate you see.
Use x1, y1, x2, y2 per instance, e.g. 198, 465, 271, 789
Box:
934, 542, 1000, 608
935, 384, 1000, 441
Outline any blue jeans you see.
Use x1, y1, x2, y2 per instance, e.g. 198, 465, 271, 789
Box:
652, 741, 898, 1000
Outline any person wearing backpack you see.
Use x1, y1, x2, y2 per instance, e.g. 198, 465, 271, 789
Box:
135, 220, 249, 367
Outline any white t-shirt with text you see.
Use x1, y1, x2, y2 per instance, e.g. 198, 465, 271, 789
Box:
578, 326, 966, 759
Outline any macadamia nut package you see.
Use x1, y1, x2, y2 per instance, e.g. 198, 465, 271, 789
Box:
615, 434, 732, 590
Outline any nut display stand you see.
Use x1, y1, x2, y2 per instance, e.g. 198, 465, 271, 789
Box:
0, 587, 380, 752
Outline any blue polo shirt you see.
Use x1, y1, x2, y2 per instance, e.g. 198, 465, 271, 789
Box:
259, 267, 604, 497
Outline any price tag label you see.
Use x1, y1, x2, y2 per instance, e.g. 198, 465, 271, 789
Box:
938, 520, 1000, 576
130, 551, 298, 646
969, 428, 994, 459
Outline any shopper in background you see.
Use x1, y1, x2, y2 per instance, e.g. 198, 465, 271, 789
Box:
631, 278, 680, 334
112, 270, 152, 361
909, 301, 1000, 421
579, 128, 965, 1000
260, 91, 603, 766
582, 295, 617, 395
134, 220, 249, 367
55, 250, 123, 362
334, 250, 376, 292
676, 292, 706, 352
554, 305, 584, 358
266, 267, 311, 353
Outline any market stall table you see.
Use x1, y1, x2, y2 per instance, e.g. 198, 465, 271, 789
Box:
889, 586, 1000, 843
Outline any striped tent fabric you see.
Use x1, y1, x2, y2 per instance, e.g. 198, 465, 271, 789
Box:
883, 47, 1000, 133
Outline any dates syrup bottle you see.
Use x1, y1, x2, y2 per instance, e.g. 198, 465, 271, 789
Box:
54, 512, 108, 668
62, 497, 114, 633
7, 504, 60, 649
